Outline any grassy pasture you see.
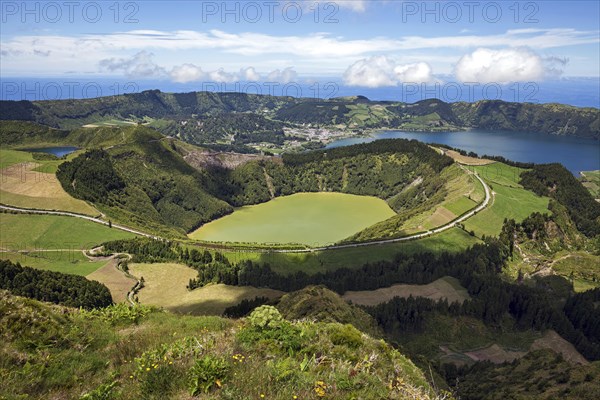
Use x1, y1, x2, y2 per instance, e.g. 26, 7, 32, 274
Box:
397, 165, 484, 234
551, 252, 600, 292
218, 227, 480, 275
129, 262, 283, 315
343, 276, 470, 306
0, 213, 136, 250
1, 151, 98, 215
1, 249, 109, 276
190, 192, 396, 246
463, 163, 550, 237
580, 170, 600, 199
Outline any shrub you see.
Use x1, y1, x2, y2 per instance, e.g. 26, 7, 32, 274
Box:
328, 324, 364, 348
248, 305, 283, 329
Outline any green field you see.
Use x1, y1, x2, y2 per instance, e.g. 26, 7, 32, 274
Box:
1, 250, 109, 276
218, 227, 480, 275
0, 213, 137, 250
580, 170, 600, 199
190, 192, 396, 246
464, 163, 550, 237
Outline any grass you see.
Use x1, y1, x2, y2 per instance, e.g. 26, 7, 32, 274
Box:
129, 263, 284, 315
0, 292, 438, 400
218, 227, 480, 276
551, 252, 600, 292
464, 163, 550, 237
189, 192, 396, 246
580, 170, 600, 199
468, 162, 525, 188
342, 276, 470, 306
0, 150, 98, 215
0, 250, 109, 276
0, 213, 136, 250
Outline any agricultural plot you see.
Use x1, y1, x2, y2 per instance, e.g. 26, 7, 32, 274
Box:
1, 249, 109, 276
463, 163, 549, 237
464, 183, 549, 237
86, 259, 133, 303
0, 213, 136, 250
397, 165, 484, 234
128, 262, 283, 315
343, 276, 470, 306
0, 158, 98, 215
189, 192, 396, 246
580, 170, 600, 199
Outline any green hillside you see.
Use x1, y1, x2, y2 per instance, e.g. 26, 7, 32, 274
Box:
0, 291, 440, 400
1, 91, 598, 141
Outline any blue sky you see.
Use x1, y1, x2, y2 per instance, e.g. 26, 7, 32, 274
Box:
1, 1, 599, 100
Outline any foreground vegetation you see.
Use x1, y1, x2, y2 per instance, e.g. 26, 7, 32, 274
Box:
0, 292, 442, 400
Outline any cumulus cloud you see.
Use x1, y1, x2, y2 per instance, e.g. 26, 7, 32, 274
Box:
99, 51, 166, 78
394, 62, 435, 84
266, 67, 298, 84
170, 64, 205, 83
343, 56, 436, 87
240, 67, 261, 81
454, 48, 568, 84
120, 57, 296, 84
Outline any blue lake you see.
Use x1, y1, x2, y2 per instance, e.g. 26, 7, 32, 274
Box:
327, 130, 600, 175
25, 146, 78, 157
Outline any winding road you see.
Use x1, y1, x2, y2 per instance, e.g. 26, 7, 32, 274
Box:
0, 204, 157, 239
0, 167, 492, 253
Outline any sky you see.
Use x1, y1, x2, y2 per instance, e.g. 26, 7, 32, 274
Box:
1, 1, 599, 104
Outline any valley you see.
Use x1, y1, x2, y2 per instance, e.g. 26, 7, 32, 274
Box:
1, 93, 599, 400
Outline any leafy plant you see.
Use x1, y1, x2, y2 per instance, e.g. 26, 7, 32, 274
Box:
188, 356, 229, 395
248, 305, 284, 329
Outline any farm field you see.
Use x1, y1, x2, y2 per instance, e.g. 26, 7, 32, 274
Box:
128, 262, 283, 314
86, 259, 133, 303
189, 192, 396, 246
463, 163, 549, 237
0, 213, 136, 250
0, 249, 109, 276
0, 150, 98, 215
580, 170, 600, 199
343, 276, 470, 306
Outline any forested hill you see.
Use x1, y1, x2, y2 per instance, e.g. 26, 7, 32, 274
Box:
0, 90, 598, 138
44, 125, 452, 238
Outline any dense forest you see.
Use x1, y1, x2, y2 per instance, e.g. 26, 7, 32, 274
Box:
520, 164, 600, 237
0, 259, 113, 309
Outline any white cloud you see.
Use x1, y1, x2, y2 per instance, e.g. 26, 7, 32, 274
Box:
208, 68, 238, 83
99, 51, 166, 78
344, 56, 436, 87
454, 48, 568, 83
394, 62, 435, 84
267, 67, 298, 83
334, 0, 367, 12
343, 56, 398, 87
1, 28, 592, 77
240, 67, 261, 81
170, 64, 205, 83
